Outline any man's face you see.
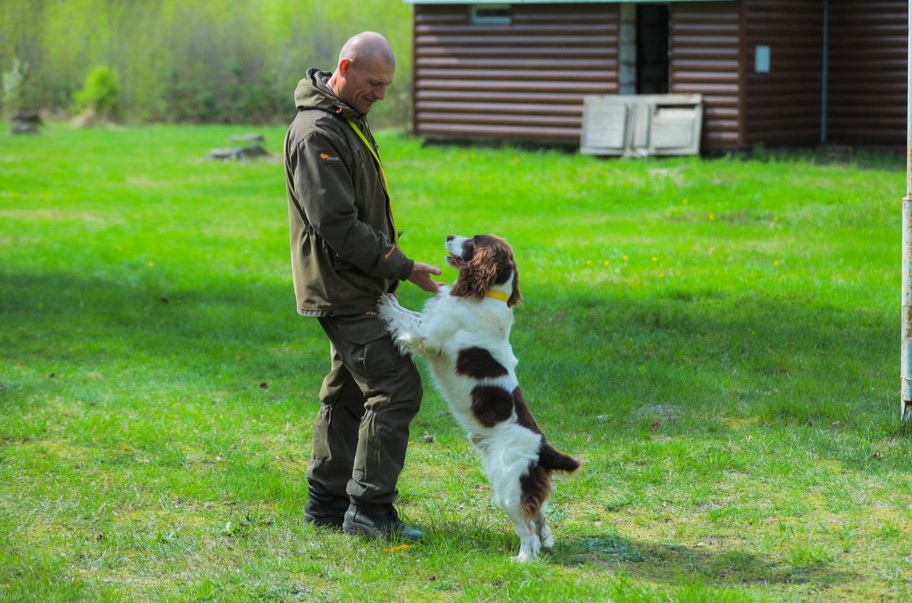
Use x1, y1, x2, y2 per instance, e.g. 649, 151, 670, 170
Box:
339, 56, 395, 115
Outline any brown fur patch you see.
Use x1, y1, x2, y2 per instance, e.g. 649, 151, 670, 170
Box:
519, 462, 551, 518
470, 385, 514, 427
511, 387, 542, 435
457, 347, 508, 379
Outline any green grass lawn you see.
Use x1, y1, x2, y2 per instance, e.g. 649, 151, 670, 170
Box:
1, 122, 910, 602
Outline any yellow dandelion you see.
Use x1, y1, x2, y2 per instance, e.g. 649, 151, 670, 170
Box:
652, 256, 658, 263
586, 260, 593, 266
603, 260, 610, 267
682, 199, 689, 205
623, 255, 629, 261
709, 214, 716, 221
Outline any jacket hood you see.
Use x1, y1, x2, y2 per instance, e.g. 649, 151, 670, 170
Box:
293, 68, 361, 119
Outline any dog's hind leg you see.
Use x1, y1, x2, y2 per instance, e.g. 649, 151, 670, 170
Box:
500, 483, 542, 561
535, 512, 554, 550
508, 508, 541, 562
487, 464, 541, 562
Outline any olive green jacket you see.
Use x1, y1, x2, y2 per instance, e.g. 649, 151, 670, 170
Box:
284, 68, 413, 317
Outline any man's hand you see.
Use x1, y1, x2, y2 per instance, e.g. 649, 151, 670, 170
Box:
407, 262, 444, 293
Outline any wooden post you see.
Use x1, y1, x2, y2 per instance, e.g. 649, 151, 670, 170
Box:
902, 3, 912, 423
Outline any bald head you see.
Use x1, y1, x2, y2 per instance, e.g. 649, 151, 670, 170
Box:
328, 31, 396, 115
339, 31, 396, 70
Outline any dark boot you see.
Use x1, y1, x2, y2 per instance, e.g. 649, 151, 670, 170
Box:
342, 501, 422, 542
303, 483, 349, 529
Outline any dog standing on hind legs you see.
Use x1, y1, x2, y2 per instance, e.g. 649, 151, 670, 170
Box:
377, 234, 580, 561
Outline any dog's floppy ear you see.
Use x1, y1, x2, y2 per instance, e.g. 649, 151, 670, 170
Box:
492, 237, 521, 307
508, 263, 521, 307
451, 244, 498, 301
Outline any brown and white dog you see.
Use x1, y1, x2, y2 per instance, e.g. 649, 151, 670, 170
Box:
378, 234, 579, 561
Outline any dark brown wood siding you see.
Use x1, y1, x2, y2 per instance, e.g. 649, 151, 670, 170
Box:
740, 0, 823, 147
669, 2, 743, 150
412, 3, 619, 145
827, 0, 907, 147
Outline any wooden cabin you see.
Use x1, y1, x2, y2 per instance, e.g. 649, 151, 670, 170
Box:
406, 0, 907, 152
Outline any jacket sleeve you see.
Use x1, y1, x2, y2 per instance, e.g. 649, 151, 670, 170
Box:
292, 129, 414, 281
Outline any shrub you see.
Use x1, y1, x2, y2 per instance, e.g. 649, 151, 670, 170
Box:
74, 66, 120, 120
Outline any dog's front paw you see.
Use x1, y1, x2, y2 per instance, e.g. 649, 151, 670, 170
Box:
376, 293, 398, 322
377, 292, 396, 309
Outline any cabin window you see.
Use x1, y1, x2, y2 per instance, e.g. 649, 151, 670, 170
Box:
755, 46, 771, 73
470, 5, 511, 25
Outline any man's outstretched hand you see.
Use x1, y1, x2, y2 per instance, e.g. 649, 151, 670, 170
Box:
407, 262, 444, 293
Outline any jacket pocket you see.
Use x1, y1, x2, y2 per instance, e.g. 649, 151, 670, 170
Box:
331, 252, 359, 274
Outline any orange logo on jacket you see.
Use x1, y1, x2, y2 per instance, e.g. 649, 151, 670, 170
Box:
319, 152, 340, 162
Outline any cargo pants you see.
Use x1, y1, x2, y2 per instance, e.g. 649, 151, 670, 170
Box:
308, 314, 423, 505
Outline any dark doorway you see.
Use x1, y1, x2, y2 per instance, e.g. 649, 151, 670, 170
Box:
636, 4, 669, 94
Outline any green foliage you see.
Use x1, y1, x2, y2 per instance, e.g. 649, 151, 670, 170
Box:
1, 56, 29, 117
0, 125, 909, 601
0, 0, 414, 125
74, 66, 120, 119
161, 64, 288, 124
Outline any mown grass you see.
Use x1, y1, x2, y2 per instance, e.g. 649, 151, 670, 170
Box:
1, 122, 910, 602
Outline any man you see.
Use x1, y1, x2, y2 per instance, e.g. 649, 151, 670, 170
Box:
283, 32, 441, 541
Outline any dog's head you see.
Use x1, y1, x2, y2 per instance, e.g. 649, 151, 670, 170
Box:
446, 234, 521, 307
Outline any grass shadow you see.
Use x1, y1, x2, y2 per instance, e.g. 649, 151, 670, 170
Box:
552, 534, 861, 588
0, 269, 319, 376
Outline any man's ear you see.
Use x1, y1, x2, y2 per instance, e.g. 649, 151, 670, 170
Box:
337, 57, 353, 77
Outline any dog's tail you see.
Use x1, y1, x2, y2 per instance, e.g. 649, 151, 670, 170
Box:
538, 442, 580, 473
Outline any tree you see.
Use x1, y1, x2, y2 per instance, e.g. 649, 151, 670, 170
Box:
1, 56, 29, 117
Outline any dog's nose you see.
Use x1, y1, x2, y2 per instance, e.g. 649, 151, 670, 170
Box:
446, 235, 455, 242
